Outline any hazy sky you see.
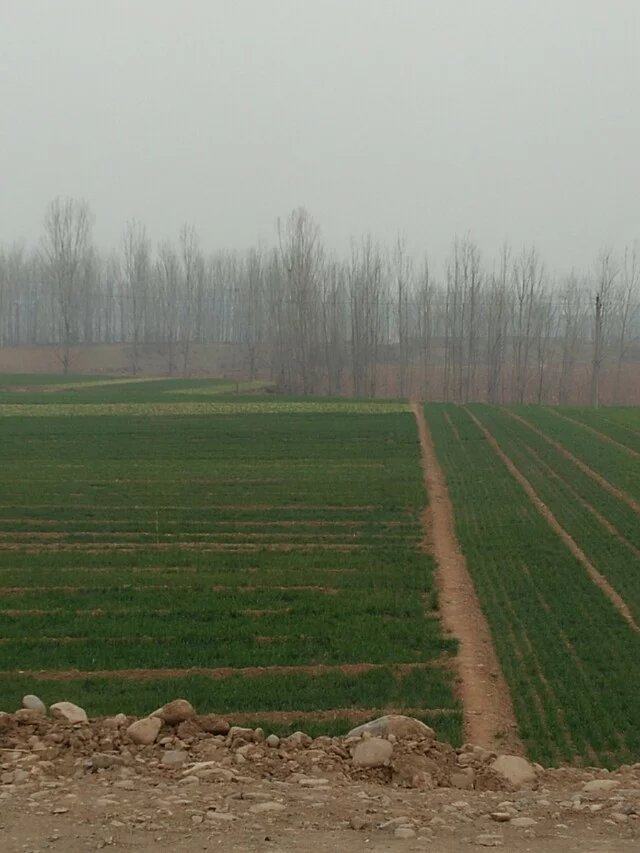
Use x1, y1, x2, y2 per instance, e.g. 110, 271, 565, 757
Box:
1, 0, 639, 273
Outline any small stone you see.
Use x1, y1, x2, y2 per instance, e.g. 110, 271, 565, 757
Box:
476, 834, 503, 847
582, 779, 620, 794
227, 726, 255, 740
511, 817, 537, 828
490, 812, 511, 822
49, 702, 88, 724
162, 750, 188, 769
103, 713, 128, 728
22, 694, 47, 714
205, 810, 237, 822
283, 731, 312, 748
265, 734, 280, 748
346, 714, 436, 741
352, 737, 393, 768
194, 714, 230, 735
150, 699, 195, 725
394, 827, 416, 839
127, 717, 162, 745
491, 755, 537, 788
249, 801, 286, 814
91, 753, 123, 770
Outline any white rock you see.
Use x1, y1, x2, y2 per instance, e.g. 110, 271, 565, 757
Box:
22, 695, 47, 714
49, 702, 88, 724
491, 755, 537, 788
265, 734, 280, 748
352, 737, 393, 768
394, 827, 416, 839
126, 716, 162, 745
511, 817, 537, 828
249, 801, 286, 814
582, 779, 620, 794
347, 715, 435, 741
161, 750, 188, 769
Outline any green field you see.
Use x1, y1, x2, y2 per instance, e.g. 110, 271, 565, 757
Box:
2, 374, 640, 766
0, 377, 461, 742
426, 403, 640, 767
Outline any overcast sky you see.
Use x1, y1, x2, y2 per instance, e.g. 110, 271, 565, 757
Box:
1, 0, 638, 274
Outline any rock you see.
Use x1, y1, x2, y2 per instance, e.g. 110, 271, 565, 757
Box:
227, 726, 255, 741
283, 731, 312, 748
491, 755, 537, 788
150, 699, 195, 725
450, 769, 475, 789
91, 753, 124, 770
346, 715, 435, 741
126, 717, 162, 745
265, 734, 280, 748
249, 801, 286, 814
176, 720, 201, 739
195, 714, 230, 735
162, 750, 188, 769
22, 694, 47, 714
511, 817, 537, 828
582, 779, 620, 794
490, 812, 511, 822
394, 827, 416, 839
13, 709, 42, 724
49, 702, 88, 724
103, 713, 128, 728
352, 737, 393, 768
476, 834, 503, 847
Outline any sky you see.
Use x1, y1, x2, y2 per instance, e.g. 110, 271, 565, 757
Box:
1, 0, 639, 274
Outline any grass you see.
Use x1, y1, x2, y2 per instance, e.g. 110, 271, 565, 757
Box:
0, 374, 460, 743
426, 403, 640, 767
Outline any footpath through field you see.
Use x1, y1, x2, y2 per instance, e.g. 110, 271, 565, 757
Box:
410, 403, 522, 754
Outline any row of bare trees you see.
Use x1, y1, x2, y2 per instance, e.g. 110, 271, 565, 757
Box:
0, 198, 639, 404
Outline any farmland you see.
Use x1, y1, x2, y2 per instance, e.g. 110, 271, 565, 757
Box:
426, 403, 640, 767
0, 377, 461, 741
2, 374, 640, 768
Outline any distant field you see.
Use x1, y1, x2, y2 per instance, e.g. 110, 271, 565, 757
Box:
0, 376, 460, 741
426, 403, 640, 767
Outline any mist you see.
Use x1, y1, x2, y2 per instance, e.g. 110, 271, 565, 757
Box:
1, 0, 639, 272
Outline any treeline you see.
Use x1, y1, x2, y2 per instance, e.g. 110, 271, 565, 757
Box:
0, 198, 639, 404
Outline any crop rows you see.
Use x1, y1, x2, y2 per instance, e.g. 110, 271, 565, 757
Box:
0, 378, 460, 741
426, 403, 640, 766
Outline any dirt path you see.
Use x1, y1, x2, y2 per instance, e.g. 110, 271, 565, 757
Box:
506, 410, 640, 515
411, 403, 522, 753
467, 409, 640, 633
549, 409, 640, 459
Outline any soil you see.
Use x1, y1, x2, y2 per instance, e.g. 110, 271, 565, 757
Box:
1, 712, 639, 853
411, 404, 522, 754
467, 408, 640, 633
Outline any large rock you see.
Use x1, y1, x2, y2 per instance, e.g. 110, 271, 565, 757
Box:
49, 702, 88, 724
127, 716, 162, 745
491, 754, 537, 788
352, 737, 394, 768
582, 778, 619, 794
346, 715, 436, 741
195, 714, 230, 735
151, 699, 195, 725
22, 694, 47, 714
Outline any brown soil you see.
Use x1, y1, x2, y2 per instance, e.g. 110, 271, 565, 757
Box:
550, 409, 640, 459
2, 661, 444, 681
467, 409, 640, 632
411, 403, 522, 754
506, 410, 640, 515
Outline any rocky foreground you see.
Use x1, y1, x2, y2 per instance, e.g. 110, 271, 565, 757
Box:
1, 697, 639, 852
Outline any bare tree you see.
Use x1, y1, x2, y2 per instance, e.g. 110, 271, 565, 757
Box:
122, 220, 150, 374
41, 197, 93, 373
612, 244, 640, 403
591, 249, 618, 408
